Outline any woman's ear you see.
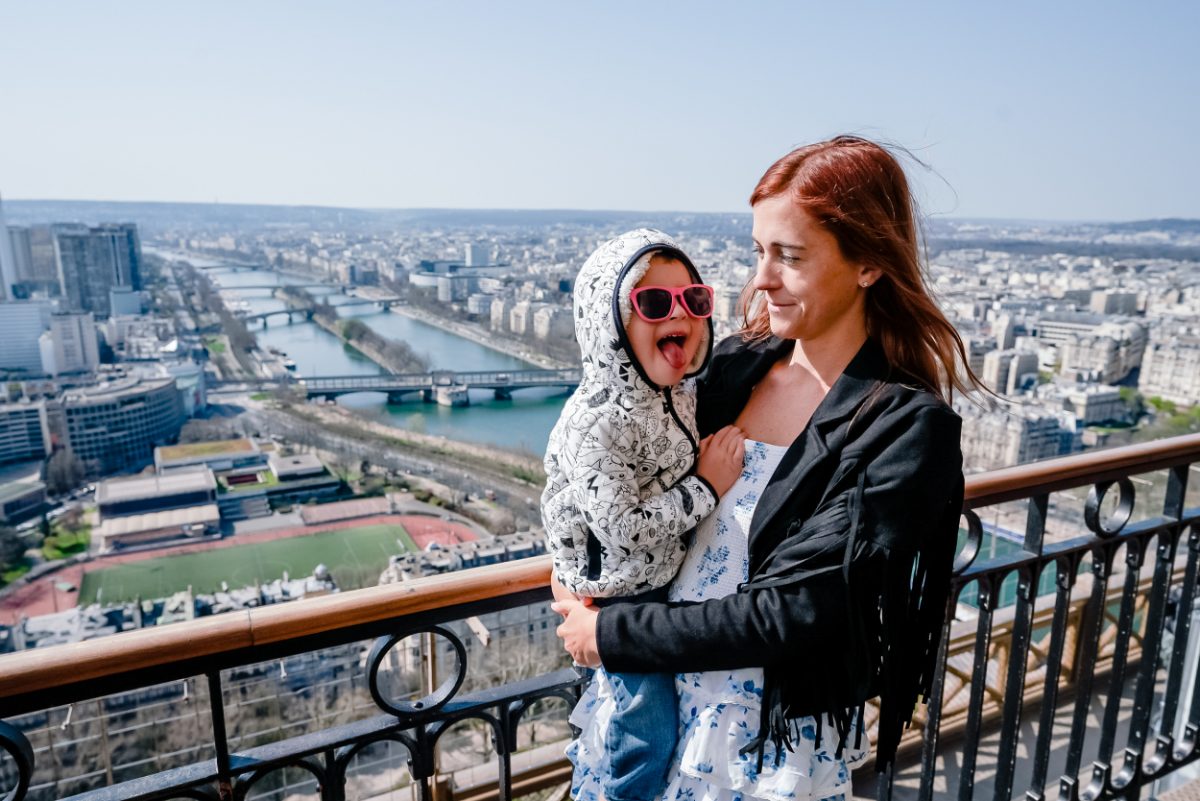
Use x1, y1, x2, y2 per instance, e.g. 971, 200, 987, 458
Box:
857, 263, 884, 288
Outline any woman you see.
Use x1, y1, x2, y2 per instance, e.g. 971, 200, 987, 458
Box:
555, 135, 980, 801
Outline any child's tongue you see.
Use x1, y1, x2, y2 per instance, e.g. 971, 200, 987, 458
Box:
659, 339, 687, 369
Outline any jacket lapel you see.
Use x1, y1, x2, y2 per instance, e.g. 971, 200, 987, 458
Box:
748, 340, 890, 561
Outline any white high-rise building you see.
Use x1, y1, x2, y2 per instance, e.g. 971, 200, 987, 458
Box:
0, 301, 53, 374
464, 243, 487, 267
0, 194, 19, 300
38, 312, 100, 376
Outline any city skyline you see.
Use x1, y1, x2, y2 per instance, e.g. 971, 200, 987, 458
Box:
1, 2, 1198, 221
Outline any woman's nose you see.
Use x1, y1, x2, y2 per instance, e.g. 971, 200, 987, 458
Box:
752, 258, 778, 290
668, 296, 688, 319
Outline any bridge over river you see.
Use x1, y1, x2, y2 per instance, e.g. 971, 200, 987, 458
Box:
217, 368, 581, 406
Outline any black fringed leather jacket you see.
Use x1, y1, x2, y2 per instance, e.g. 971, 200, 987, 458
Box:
594, 335, 965, 771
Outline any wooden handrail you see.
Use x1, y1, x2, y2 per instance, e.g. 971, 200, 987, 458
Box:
964, 432, 1200, 507
0, 557, 553, 700
1, 433, 1198, 703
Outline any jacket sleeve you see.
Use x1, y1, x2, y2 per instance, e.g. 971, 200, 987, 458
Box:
596, 403, 963, 673
568, 411, 717, 565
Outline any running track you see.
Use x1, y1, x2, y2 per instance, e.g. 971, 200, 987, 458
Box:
0, 514, 477, 624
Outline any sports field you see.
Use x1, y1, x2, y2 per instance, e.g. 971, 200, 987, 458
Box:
78, 524, 418, 605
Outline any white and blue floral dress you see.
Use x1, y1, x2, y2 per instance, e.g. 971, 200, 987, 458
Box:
568, 440, 869, 801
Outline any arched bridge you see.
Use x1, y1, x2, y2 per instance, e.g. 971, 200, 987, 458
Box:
228, 368, 581, 405
217, 283, 345, 290
239, 296, 405, 325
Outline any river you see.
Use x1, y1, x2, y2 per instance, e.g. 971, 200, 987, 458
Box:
205, 265, 567, 455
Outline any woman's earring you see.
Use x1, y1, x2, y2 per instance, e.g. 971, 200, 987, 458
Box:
859, 281, 870, 288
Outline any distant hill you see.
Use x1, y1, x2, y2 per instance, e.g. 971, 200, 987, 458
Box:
3, 199, 1197, 258
1103, 218, 1200, 234
2, 199, 753, 237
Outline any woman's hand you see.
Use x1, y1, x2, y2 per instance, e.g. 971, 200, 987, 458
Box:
552, 597, 601, 667
697, 425, 746, 498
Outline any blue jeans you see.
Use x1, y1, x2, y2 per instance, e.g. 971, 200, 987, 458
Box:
592, 587, 677, 801
603, 669, 678, 801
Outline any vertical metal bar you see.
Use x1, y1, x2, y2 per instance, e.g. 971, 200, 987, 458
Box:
323, 747, 343, 801
206, 671, 233, 801
993, 493, 1048, 801
1119, 529, 1176, 792
1160, 525, 1200, 741
1088, 540, 1145, 797
412, 725, 435, 801
917, 590, 959, 801
495, 705, 514, 801
959, 574, 996, 801
1163, 465, 1189, 521
878, 761, 896, 801
1060, 545, 1114, 801
1028, 557, 1079, 801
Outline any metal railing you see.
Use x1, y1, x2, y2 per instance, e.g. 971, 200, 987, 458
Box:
0, 433, 1198, 801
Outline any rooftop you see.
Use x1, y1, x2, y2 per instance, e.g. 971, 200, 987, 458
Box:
97, 469, 216, 506
157, 437, 257, 462
268, 452, 325, 478
0, 480, 45, 504
96, 503, 220, 540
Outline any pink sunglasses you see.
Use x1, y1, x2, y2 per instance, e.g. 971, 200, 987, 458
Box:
630, 284, 715, 322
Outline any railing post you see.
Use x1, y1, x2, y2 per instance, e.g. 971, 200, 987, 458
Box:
1061, 545, 1116, 801
958, 574, 996, 801
206, 670, 234, 801
993, 494, 1047, 801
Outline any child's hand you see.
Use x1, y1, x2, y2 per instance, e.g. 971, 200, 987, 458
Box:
697, 425, 745, 498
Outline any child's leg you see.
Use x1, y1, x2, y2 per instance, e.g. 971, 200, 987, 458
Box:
602, 670, 677, 801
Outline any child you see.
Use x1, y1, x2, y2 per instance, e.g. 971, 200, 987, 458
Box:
543, 228, 744, 801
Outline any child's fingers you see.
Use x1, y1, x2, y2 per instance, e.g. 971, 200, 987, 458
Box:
730, 436, 745, 465
715, 425, 743, 452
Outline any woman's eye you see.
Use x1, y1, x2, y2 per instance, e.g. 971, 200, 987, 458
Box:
780, 254, 800, 265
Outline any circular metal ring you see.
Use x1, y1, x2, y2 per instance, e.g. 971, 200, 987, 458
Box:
1084, 478, 1135, 537
368, 625, 467, 718
0, 720, 34, 801
952, 509, 985, 576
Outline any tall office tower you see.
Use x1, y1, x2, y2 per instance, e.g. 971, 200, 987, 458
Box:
464, 242, 487, 267
38, 312, 100, 375
8, 226, 33, 282
0, 194, 19, 300
54, 222, 143, 317
27, 225, 60, 283
0, 301, 53, 374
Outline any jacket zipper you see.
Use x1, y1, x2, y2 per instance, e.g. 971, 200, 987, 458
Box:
664, 387, 699, 458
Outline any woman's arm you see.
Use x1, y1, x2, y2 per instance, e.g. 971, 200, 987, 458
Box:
589, 402, 963, 673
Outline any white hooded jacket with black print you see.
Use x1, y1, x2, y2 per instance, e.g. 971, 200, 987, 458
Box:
542, 228, 717, 598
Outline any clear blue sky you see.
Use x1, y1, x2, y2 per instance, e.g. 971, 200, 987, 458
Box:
2, 2, 1197, 220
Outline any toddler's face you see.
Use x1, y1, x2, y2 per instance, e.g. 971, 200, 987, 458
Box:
624, 256, 704, 388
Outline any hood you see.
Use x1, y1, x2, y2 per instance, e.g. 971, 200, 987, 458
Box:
572, 228, 712, 393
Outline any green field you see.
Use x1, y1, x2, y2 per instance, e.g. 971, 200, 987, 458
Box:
79, 524, 418, 605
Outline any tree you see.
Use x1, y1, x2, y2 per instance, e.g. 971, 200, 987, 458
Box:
45, 450, 85, 496
0, 527, 24, 570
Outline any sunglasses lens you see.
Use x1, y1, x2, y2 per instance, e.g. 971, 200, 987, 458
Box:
635, 288, 674, 320
683, 286, 714, 317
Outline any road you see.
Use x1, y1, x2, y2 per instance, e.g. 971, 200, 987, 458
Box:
232, 403, 545, 529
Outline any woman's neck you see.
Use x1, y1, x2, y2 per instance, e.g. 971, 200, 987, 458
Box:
787, 326, 868, 391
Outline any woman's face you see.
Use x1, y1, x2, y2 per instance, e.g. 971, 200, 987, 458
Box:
750, 194, 877, 343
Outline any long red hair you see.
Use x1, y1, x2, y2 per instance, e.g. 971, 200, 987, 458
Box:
741, 135, 984, 402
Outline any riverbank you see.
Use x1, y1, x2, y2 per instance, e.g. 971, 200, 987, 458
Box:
276, 401, 545, 488
309, 312, 426, 374
386, 304, 572, 370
